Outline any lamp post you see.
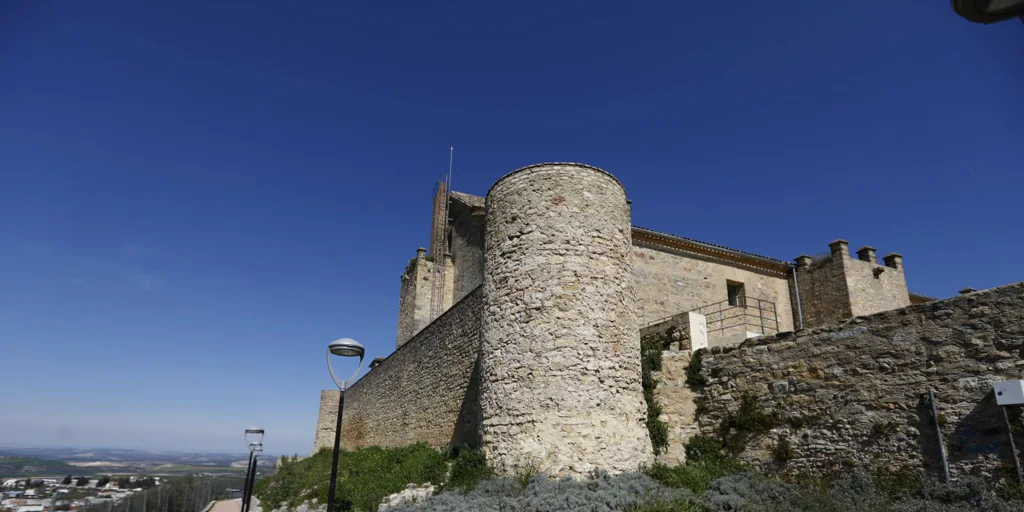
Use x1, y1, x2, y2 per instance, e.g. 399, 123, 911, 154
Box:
241, 427, 264, 512
242, 444, 262, 512
325, 338, 365, 512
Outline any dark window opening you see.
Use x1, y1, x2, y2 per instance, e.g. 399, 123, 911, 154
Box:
727, 281, 745, 307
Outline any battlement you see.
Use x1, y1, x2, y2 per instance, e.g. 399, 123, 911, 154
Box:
793, 239, 910, 328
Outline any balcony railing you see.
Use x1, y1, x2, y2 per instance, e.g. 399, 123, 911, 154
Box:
641, 296, 779, 347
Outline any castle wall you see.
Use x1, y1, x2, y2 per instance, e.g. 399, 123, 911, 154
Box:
396, 249, 454, 348
793, 241, 910, 329
652, 352, 701, 465
694, 282, 1024, 479
318, 287, 484, 453
449, 200, 485, 304
313, 389, 342, 454
791, 253, 852, 328
479, 163, 654, 477
845, 249, 910, 317
632, 244, 795, 334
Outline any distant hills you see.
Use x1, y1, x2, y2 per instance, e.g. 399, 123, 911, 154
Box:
0, 457, 76, 478
0, 447, 276, 477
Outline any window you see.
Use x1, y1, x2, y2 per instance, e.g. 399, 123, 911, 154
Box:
727, 281, 745, 307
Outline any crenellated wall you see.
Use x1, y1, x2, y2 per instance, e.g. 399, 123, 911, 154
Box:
792, 240, 910, 329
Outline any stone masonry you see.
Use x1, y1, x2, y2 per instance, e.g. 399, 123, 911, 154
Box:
694, 282, 1024, 479
313, 288, 483, 453
313, 389, 341, 453
478, 163, 654, 477
793, 239, 910, 329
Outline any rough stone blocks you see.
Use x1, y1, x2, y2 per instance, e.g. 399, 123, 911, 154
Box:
478, 163, 654, 477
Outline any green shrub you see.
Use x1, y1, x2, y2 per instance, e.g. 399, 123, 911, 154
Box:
444, 448, 493, 493
254, 443, 447, 512
685, 435, 724, 464
718, 393, 782, 454
686, 348, 707, 387
640, 332, 670, 455
773, 437, 795, 464
871, 466, 921, 500
643, 460, 745, 495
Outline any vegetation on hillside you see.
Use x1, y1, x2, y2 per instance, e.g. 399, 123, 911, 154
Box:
0, 457, 76, 477
252, 438, 1024, 512
640, 330, 672, 455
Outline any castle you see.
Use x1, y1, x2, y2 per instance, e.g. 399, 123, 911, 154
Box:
313, 163, 1023, 479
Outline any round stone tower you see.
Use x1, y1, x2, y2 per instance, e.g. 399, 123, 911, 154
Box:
478, 163, 654, 477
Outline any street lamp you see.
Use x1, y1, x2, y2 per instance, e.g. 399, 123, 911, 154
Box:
241, 427, 264, 512
325, 338, 365, 512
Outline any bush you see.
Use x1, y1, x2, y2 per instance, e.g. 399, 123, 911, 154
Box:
388, 471, 699, 512
640, 332, 670, 455
643, 458, 745, 495
443, 448, 494, 493
686, 348, 707, 387
254, 443, 447, 512
773, 437, 795, 464
872, 466, 921, 500
719, 393, 782, 454
684, 435, 724, 464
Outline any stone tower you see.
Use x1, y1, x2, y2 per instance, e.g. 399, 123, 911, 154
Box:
478, 163, 654, 477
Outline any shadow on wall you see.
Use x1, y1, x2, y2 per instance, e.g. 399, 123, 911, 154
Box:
915, 390, 1023, 480
947, 392, 1022, 469
450, 355, 483, 449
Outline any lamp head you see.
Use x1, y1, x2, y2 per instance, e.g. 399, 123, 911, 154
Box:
328, 338, 365, 358
327, 338, 366, 390
244, 427, 264, 447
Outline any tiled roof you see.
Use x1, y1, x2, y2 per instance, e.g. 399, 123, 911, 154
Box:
448, 191, 792, 268
632, 225, 791, 267
449, 191, 484, 208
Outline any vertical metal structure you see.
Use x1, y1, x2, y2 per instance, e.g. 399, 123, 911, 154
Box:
930, 389, 951, 483
1003, 406, 1024, 493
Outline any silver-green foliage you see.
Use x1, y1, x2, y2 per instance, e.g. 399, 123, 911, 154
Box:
386, 471, 699, 512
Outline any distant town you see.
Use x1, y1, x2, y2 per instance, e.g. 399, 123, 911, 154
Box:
0, 447, 278, 512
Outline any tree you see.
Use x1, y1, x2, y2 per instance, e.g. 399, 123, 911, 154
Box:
62, 475, 72, 485
96, 476, 110, 488
23, 478, 32, 488
76, 477, 89, 487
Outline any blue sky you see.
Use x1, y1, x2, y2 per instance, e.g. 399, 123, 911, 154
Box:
1, 2, 1021, 456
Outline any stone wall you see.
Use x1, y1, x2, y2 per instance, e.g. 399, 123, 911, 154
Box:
395, 249, 432, 348
321, 287, 484, 452
791, 251, 850, 329
793, 240, 910, 330
633, 244, 794, 334
653, 352, 701, 465
695, 281, 1024, 479
479, 163, 654, 477
313, 389, 342, 454
449, 194, 485, 304
395, 249, 454, 348
845, 246, 910, 318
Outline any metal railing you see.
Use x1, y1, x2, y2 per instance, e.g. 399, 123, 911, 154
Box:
642, 296, 779, 340
699, 296, 778, 339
